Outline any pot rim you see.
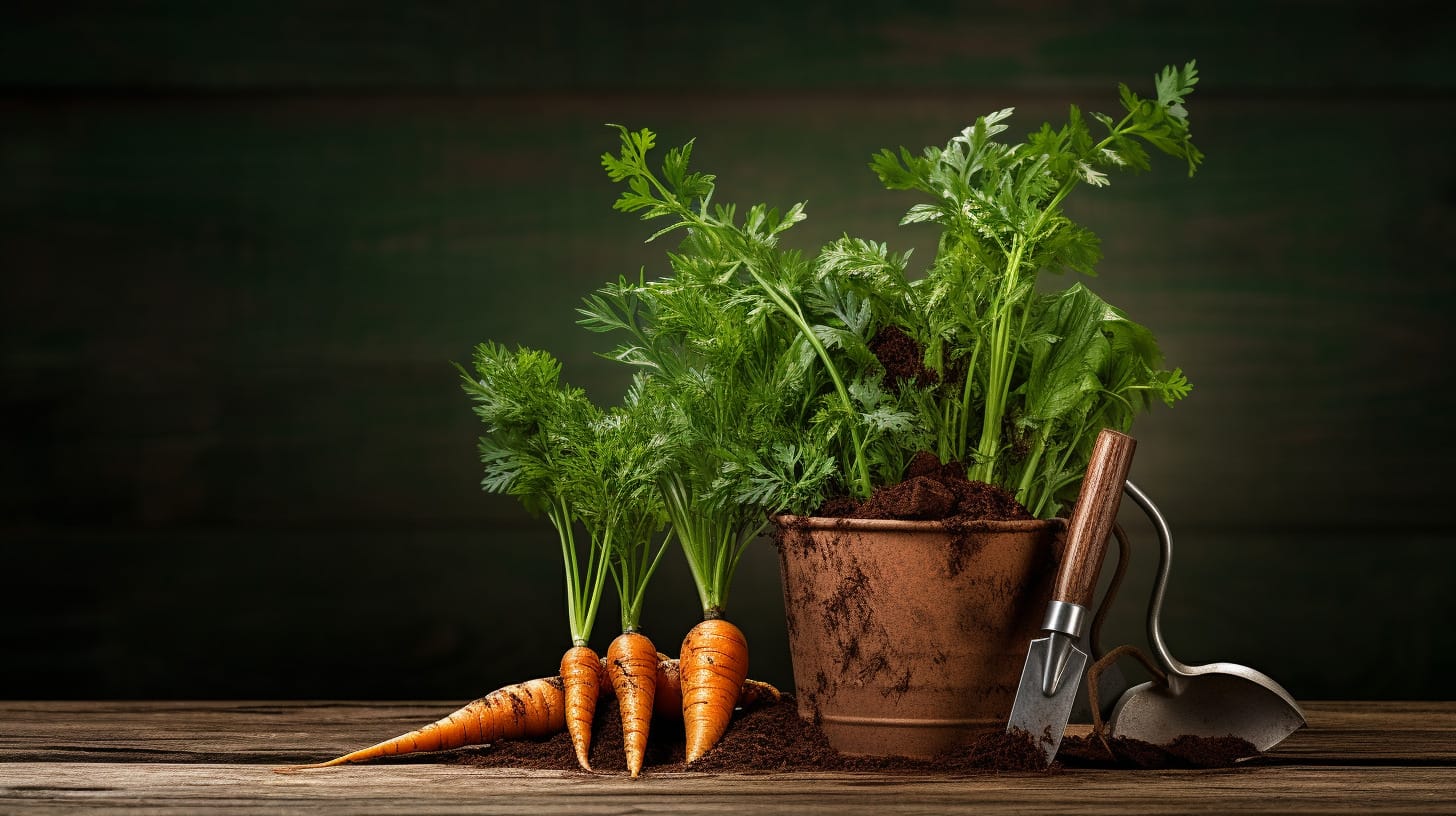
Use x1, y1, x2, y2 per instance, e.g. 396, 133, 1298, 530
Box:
772, 513, 1066, 533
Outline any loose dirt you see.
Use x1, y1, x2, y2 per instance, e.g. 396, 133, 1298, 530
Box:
450, 696, 1255, 774
868, 325, 940, 392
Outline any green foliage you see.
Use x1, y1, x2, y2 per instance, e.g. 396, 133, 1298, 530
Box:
461, 63, 1204, 635
578, 168, 837, 615
586, 397, 672, 632
459, 343, 668, 639
851, 61, 1203, 513
597, 62, 1201, 519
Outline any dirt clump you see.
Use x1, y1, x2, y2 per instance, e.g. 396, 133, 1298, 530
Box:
934, 728, 1054, 772
869, 325, 938, 392
1057, 733, 1258, 769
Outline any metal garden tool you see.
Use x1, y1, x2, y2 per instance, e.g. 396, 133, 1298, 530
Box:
1108, 480, 1307, 751
1007, 428, 1137, 764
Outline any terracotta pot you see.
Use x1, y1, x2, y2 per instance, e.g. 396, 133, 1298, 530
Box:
773, 515, 1065, 758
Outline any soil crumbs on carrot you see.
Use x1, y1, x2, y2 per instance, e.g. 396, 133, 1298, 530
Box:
816, 451, 1033, 522
451, 696, 1254, 775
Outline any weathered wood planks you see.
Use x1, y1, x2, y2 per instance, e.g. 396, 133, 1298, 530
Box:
2, 762, 1453, 815
0, 701, 1453, 814
4, 701, 1452, 765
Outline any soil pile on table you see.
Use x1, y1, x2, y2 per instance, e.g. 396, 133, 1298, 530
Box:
815, 451, 1033, 522
1058, 733, 1258, 769
453, 696, 1254, 774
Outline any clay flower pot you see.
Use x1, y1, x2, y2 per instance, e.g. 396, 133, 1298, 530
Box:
773, 515, 1065, 758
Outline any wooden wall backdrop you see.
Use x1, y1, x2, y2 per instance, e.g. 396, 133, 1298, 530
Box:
3, 2, 1453, 701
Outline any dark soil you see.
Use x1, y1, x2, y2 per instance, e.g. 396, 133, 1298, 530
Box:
815, 451, 1034, 522
448, 696, 1256, 775
868, 325, 939, 393
1058, 733, 1259, 769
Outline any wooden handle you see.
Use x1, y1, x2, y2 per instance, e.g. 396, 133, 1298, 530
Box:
1053, 429, 1137, 607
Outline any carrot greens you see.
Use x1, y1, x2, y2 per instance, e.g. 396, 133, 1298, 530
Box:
460, 343, 608, 648
595, 62, 1202, 517
860, 61, 1201, 513
586, 393, 671, 634
580, 225, 835, 619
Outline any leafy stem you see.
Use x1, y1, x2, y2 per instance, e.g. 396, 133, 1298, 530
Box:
742, 265, 874, 497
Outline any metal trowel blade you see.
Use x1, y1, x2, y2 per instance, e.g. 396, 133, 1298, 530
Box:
1109, 670, 1307, 752
1007, 634, 1089, 764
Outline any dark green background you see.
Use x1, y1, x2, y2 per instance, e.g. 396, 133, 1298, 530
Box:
4, 2, 1453, 701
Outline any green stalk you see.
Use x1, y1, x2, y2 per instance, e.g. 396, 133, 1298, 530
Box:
550, 495, 610, 648
661, 473, 715, 614
659, 473, 762, 619
955, 337, 982, 461
963, 113, 1146, 488
548, 502, 582, 645
719, 515, 770, 616
1014, 423, 1052, 508
744, 266, 874, 498
623, 502, 672, 632
968, 235, 1023, 483
969, 167, 1084, 485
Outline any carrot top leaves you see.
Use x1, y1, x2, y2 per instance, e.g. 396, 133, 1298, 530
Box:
460, 343, 609, 647
461, 344, 672, 638
586, 388, 671, 634
860, 61, 1200, 514
581, 159, 838, 616
463, 63, 1204, 638
597, 62, 1202, 519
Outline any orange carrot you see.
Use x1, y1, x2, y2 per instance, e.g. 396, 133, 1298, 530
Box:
737, 677, 782, 710
281, 676, 564, 770
560, 645, 604, 772
681, 618, 750, 763
606, 631, 657, 777
282, 661, 780, 774
655, 655, 779, 720
653, 653, 683, 721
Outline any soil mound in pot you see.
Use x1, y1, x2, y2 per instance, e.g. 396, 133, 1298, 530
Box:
448, 696, 1256, 774
815, 451, 1033, 522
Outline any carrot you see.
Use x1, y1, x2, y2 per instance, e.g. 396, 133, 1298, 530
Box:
681, 617, 750, 763
560, 645, 604, 771
606, 631, 658, 777
281, 664, 780, 773
658, 654, 779, 723
653, 652, 682, 721
280, 676, 565, 770
737, 677, 782, 710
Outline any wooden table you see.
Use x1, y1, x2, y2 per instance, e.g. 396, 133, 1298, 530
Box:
2, 701, 1453, 814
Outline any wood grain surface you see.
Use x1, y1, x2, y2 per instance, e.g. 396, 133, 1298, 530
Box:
0, 701, 1452, 814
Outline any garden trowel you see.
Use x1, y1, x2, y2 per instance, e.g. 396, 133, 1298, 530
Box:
1007, 428, 1137, 765
1106, 480, 1307, 752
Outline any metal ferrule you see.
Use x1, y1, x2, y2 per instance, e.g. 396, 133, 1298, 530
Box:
1041, 600, 1088, 639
